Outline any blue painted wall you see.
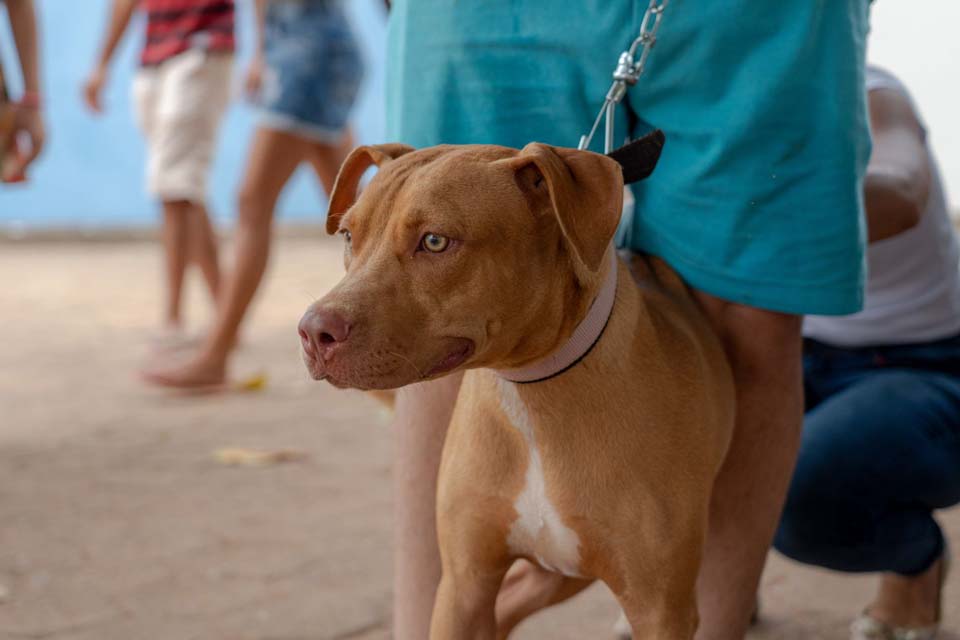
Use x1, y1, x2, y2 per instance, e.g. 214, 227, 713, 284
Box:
0, 0, 387, 229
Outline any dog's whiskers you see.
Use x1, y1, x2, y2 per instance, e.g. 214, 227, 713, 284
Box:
297, 288, 321, 303
387, 350, 425, 379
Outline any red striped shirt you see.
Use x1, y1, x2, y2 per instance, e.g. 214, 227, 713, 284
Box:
141, 0, 235, 66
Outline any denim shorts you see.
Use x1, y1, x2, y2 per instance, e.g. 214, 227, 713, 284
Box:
386, 0, 872, 314
259, 0, 364, 142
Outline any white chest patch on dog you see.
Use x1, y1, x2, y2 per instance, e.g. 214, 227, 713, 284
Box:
496, 378, 582, 577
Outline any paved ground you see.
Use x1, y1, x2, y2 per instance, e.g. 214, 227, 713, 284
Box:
0, 235, 957, 639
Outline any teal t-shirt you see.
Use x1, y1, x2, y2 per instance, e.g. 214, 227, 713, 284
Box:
386, 0, 871, 315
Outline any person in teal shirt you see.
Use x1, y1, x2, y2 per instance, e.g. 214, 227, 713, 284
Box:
384, 2, 871, 638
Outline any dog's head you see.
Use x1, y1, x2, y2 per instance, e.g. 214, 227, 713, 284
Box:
298, 142, 624, 390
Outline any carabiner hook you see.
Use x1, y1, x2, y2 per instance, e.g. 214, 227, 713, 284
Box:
577, 0, 668, 153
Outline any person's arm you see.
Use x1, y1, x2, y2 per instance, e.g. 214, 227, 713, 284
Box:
244, 0, 267, 97
863, 88, 933, 243
252, 0, 266, 52
6, 0, 39, 96
82, 0, 139, 113
3, 0, 44, 179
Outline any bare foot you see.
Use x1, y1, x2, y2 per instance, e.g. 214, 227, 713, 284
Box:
140, 352, 228, 390
866, 552, 946, 629
149, 324, 197, 353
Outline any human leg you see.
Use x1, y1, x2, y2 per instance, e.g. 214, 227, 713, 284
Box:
865, 559, 949, 632
260, 0, 362, 195
305, 127, 354, 194
142, 128, 305, 386
393, 373, 462, 640
143, 50, 232, 336
188, 202, 221, 303
691, 293, 804, 640
494, 561, 592, 638
159, 199, 193, 328
611, 4, 870, 636
776, 369, 960, 626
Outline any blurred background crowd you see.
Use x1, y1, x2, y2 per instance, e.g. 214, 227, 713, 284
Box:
1, 0, 386, 228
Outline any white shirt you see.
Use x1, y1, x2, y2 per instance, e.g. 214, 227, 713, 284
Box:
803, 66, 960, 347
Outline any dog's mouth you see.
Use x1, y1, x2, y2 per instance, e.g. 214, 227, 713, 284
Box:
301, 337, 475, 389
425, 338, 475, 378
302, 359, 394, 391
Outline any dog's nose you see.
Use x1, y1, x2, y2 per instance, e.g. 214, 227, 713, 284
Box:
299, 308, 351, 361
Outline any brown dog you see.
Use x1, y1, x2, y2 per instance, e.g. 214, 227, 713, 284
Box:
299, 142, 734, 639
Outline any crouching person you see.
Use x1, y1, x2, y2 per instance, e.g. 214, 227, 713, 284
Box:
774, 66, 960, 639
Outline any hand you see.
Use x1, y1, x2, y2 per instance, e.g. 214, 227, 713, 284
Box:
82, 65, 108, 114
244, 55, 265, 100
2, 104, 45, 181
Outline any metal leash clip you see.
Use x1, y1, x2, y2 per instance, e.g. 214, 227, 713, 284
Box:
578, 0, 668, 154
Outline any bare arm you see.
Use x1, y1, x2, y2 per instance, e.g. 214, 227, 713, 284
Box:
82, 0, 138, 113
863, 88, 933, 243
5, 0, 40, 94
94, 0, 139, 70
244, 0, 268, 96
253, 0, 267, 54
3, 0, 44, 179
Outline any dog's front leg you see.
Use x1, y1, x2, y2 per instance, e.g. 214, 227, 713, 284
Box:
609, 508, 706, 640
617, 588, 699, 640
430, 562, 509, 640
430, 486, 515, 639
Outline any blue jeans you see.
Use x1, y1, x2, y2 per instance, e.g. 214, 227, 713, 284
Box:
774, 336, 960, 575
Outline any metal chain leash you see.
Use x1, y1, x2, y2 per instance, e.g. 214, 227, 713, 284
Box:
578, 0, 668, 154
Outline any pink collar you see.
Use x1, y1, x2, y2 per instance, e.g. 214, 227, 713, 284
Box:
494, 249, 618, 384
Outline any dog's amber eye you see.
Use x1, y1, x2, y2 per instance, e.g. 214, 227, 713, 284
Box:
420, 233, 450, 253
340, 230, 352, 245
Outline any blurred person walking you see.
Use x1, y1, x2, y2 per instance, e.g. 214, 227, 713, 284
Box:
1, 0, 45, 182
142, 0, 363, 389
82, 0, 234, 346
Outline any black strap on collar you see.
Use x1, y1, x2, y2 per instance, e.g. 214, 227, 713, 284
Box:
607, 129, 665, 184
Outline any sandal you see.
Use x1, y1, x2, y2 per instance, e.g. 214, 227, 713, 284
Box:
850, 540, 951, 640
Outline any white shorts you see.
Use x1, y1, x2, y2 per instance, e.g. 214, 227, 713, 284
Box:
132, 49, 233, 203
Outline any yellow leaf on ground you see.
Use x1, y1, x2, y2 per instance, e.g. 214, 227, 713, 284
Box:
236, 373, 267, 392
213, 447, 307, 467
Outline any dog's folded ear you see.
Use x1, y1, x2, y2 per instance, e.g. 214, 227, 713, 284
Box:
326, 143, 415, 234
509, 144, 624, 275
